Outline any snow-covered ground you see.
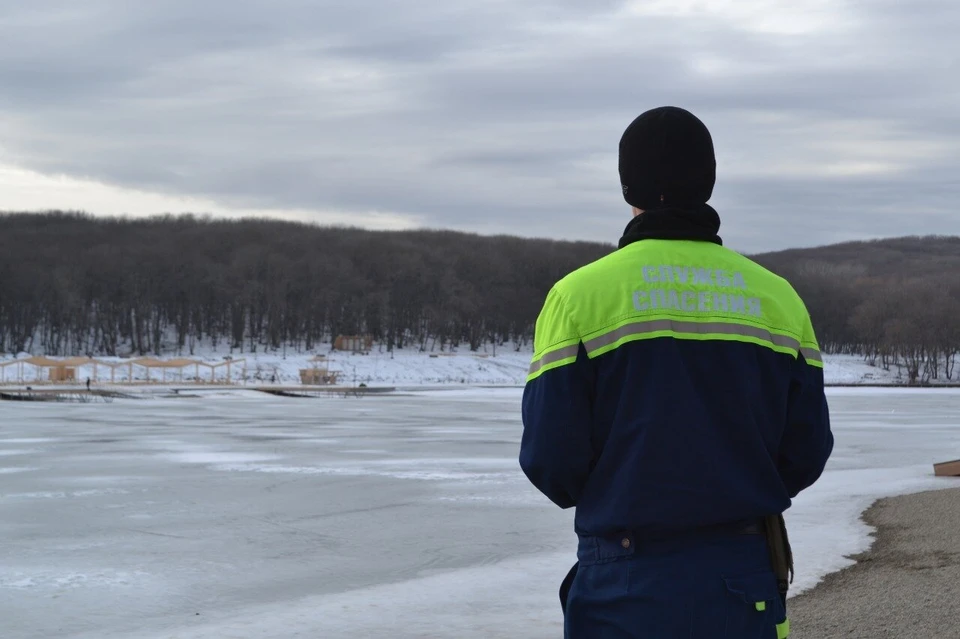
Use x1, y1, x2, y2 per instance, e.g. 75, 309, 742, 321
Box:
1, 388, 959, 638
242, 349, 915, 386
0, 348, 939, 387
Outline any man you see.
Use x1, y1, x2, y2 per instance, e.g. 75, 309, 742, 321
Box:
520, 106, 833, 638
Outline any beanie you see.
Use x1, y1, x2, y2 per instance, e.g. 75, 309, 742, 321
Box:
619, 106, 717, 210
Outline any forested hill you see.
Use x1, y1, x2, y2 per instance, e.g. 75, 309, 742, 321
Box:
751, 236, 960, 375
1, 212, 957, 382
0, 212, 609, 356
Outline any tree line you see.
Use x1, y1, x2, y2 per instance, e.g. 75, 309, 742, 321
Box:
0, 212, 605, 357
753, 236, 960, 383
1, 212, 957, 383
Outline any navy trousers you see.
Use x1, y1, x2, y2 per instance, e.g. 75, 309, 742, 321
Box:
563, 531, 787, 638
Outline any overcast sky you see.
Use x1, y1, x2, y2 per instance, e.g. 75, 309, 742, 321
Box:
1, 1, 958, 253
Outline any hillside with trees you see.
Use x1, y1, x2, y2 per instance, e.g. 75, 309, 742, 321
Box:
0, 212, 607, 358
1, 212, 957, 383
752, 236, 960, 383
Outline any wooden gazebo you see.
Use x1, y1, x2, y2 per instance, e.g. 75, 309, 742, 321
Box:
127, 357, 246, 384
0, 356, 247, 385
1, 356, 102, 384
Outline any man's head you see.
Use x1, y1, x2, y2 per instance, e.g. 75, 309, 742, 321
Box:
619, 106, 716, 212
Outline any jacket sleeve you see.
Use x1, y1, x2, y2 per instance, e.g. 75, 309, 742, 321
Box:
778, 313, 834, 498
520, 286, 595, 509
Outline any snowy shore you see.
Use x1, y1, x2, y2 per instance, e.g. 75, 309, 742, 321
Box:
1, 349, 951, 388
791, 487, 960, 638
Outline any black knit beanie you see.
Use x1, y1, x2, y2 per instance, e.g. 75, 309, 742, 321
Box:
619, 106, 716, 210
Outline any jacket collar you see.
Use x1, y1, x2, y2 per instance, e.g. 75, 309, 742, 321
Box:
618, 203, 723, 249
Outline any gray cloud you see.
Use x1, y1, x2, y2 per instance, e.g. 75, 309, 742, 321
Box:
0, 0, 958, 252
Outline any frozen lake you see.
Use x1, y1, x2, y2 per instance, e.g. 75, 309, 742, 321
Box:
2, 388, 960, 638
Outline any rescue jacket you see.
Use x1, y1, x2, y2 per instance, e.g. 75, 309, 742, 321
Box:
520, 207, 833, 539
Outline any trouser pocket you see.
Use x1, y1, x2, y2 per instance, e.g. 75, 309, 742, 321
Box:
723, 572, 789, 638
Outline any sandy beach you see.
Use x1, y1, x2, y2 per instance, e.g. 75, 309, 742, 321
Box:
791, 486, 960, 638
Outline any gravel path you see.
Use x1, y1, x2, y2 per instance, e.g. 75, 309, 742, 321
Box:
790, 487, 960, 638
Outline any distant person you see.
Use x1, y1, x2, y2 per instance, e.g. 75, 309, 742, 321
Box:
86, 377, 91, 391
520, 106, 833, 638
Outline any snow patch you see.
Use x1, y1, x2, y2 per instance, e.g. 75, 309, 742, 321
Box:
0, 467, 39, 474
162, 452, 283, 464
0, 570, 151, 590
2, 488, 130, 500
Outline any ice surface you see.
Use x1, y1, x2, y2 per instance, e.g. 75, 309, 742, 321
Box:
1, 389, 959, 638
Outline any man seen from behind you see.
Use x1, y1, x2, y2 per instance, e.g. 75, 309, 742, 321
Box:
520, 106, 834, 638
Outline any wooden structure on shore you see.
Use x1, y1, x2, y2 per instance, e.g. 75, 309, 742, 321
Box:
299, 355, 339, 385
0, 356, 247, 386
934, 459, 960, 477
0, 356, 96, 384
333, 335, 373, 353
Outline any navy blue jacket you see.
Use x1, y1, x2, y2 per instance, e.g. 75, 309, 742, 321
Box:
520, 226, 833, 539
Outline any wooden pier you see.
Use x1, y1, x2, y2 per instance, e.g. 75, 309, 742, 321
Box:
0, 386, 395, 402
0, 388, 140, 403
255, 386, 396, 398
